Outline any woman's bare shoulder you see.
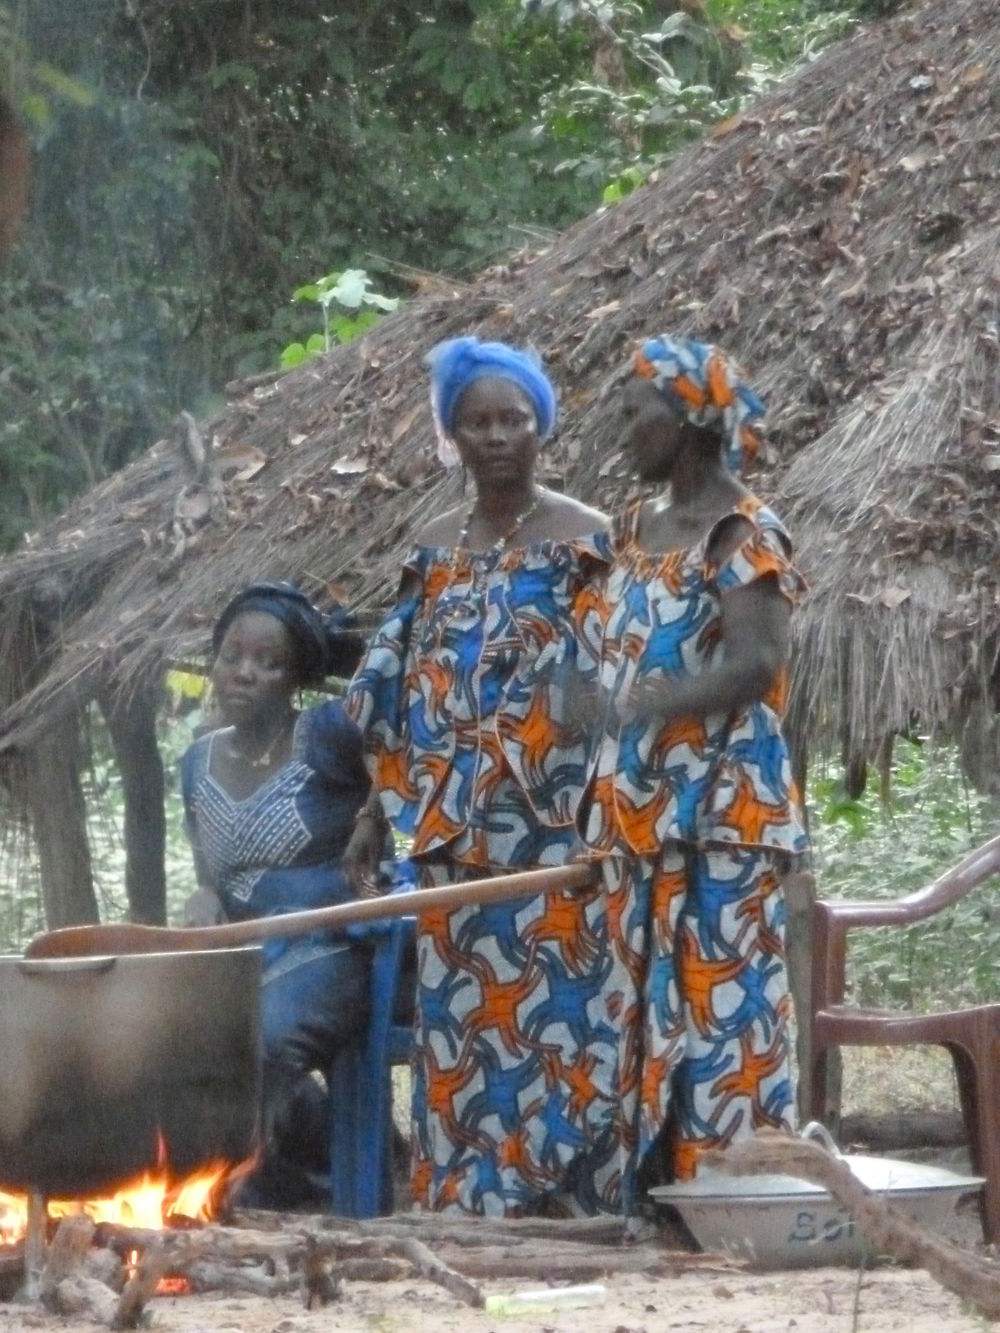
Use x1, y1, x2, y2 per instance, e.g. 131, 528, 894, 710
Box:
542, 489, 611, 538
415, 503, 465, 547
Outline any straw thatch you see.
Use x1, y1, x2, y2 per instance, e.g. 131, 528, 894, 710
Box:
0, 0, 998, 770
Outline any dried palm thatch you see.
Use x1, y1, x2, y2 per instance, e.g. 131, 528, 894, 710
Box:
0, 0, 998, 773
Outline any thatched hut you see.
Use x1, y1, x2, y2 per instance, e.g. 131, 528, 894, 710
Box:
0, 0, 998, 928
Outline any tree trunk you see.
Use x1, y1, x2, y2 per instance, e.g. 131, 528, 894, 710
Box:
22, 711, 99, 928
99, 684, 167, 925
0, 95, 31, 266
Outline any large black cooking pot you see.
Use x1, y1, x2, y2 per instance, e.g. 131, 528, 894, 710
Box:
0, 947, 261, 1196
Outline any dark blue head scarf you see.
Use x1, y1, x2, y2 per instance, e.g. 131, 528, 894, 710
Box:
212, 581, 360, 687
427, 335, 558, 466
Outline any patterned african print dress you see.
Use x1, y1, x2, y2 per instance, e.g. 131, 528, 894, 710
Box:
347, 536, 625, 1216
582, 496, 808, 1210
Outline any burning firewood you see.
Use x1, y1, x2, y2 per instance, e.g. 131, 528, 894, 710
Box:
39, 1215, 96, 1302
0, 1193, 724, 1322
111, 1239, 171, 1330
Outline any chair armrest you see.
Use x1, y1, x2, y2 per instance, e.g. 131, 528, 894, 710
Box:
812, 833, 1000, 1011
823, 833, 1000, 929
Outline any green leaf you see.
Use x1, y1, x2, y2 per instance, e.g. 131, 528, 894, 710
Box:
31, 61, 95, 107
20, 93, 52, 128
208, 62, 259, 91
279, 342, 308, 368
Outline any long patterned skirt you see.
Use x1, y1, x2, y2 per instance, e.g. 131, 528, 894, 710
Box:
602, 842, 796, 1212
409, 858, 625, 1216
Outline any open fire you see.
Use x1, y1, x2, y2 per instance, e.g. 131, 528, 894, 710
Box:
0, 1146, 258, 1311
0, 1156, 237, 1245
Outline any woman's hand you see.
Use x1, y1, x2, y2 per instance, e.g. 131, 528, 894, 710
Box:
183, 888, 225, 927
619, 676, 675, 726
344, 795, 388, 900
564, 836, 602, 896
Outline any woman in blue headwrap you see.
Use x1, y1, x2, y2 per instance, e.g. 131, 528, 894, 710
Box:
180, 580, 384, 1208
346, 336, 626, 1217
581, 335, 808, 1215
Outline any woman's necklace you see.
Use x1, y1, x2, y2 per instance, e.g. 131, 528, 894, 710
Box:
228, 714, 294, 769
457, 487, 543, 555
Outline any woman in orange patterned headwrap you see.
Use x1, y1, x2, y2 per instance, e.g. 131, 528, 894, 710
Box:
582, 334, 809, 1215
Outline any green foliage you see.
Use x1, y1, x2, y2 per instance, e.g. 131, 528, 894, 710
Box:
525, 1, 743, 194
706, 0, 858, 67
0, 0, 896, 552
809, 739, 1000, 1011
0, 4, 94, 123
0, 701, 200, 951
280, 270, 400, 370
521, 0, 868, 209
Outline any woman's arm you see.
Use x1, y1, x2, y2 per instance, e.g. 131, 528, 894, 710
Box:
626, 575, 790, 725
342, 787, 390, 899
181, 842, 226, 925
179, 744, 227, 925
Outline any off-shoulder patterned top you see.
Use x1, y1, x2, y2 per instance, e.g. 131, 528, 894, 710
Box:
347, 534, 610, 868
582, 495, 808, 857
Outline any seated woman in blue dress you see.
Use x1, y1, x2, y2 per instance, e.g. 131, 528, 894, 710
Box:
180, 580, 389, 1208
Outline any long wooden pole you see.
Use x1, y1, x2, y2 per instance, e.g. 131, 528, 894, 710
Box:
25, 863, 597, 959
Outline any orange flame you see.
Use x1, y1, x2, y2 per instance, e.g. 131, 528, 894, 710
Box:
1, 1156, 247, 1246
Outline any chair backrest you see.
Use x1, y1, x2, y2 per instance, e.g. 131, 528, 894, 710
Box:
812, 833, 1000, 1015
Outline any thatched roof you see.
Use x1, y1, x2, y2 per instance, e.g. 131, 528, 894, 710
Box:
1, 0, 998, 765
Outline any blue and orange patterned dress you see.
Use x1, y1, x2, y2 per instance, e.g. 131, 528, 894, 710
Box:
347, 536, 625, 1216
582, 496, 808, 1209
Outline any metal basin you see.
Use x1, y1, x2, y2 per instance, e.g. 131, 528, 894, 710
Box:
651, 1128, 984, 1268
0, 947, 261, 1196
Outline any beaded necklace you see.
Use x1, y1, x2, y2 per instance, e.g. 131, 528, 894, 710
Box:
457, 488, 543, 556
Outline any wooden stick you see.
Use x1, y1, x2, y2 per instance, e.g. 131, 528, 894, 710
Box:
388, 1234, 484, 1308
110, 1241, 171, 1330
184, 1260, 297, 1297
16, 1190, 47, 1302
39, 1216, 95, 1308
26, 862, 596, 958
230, 1207, 628, 1247
301, 1233, 341, 1309
444, 1246, 737, 1281
0, 1243, 25, 1300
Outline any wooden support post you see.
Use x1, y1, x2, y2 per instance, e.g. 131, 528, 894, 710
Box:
99, 681, 167, 925
783, 868, 817, 1125
21, 710, 99, 928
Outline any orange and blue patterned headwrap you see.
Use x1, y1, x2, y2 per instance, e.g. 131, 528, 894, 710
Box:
633, 334, 765, 475
427, 335, 558, 467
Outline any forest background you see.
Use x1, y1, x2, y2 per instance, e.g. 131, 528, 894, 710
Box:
1, 0, 998, 1077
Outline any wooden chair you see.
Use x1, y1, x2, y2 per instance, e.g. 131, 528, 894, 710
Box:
328, 918, 416, 1217
807, 833, 1000, 1242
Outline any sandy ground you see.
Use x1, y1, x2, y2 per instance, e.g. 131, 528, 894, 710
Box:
0, 1188, 992, 1333
0, 1258, 993, 1333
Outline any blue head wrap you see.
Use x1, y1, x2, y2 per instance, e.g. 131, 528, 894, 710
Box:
212, 581, 360, 686
427, 335, 558, 466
